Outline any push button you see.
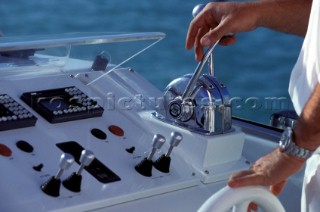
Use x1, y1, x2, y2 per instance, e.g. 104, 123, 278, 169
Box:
108, 125, 124, 137
16, 140, 34, 153
0, 144, 12, 157
91, 128, 107, 140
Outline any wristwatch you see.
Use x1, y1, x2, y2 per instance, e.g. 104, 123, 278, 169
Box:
279, 127, 314, 159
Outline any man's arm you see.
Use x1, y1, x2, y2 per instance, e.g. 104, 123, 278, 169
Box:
294, 83, 320, 151
228, 83, 320, 193
186, 0, 312, 61
258, 0, 312, 36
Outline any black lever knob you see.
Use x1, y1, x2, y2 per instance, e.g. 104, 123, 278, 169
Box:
153, 132, 183, 173
135, 134, 165, 177
63, 150, 95, 192
41, 153, 74, 197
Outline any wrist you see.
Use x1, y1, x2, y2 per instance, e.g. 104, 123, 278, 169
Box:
293, 125, 319, 151
279, 127, 314, 160
277, 147, 307, 163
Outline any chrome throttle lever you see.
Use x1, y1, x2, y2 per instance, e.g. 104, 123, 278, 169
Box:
181, 41, 220, 101
168, 40, 220, 122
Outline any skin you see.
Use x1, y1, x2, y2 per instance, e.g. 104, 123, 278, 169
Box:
228, 84, 320, 211
186, 0, 312, 61
186, 0, 319, 210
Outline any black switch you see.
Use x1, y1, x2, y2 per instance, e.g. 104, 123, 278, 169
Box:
16, 140, 34, 153
33, 163, 44, 172
126, 146, 135, 154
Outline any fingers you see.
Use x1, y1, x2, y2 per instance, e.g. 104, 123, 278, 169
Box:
186, 4, 216, 50
270, 180, 287, 196
186, 17, 206, 50
245, 181, 287, 212
194, 27, 209, 61
186, 24, 198, 50
185, 17, 208, 61
187, 18, 231, 50
199, 31, 218, 47
229, 169, 254, 180
200, 17, 235, 47
219, 35, 237, 46
247, 202, 258, 212
189, 28, 236, 61
227, 169, 268, 188
186, 7, 237, 61
228, 169, 287, 212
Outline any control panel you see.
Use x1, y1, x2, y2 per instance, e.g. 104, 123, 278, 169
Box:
0, 32, 248, 211
0, 67, 247, 212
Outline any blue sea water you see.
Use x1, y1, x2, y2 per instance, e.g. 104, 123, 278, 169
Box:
0, 0, 304, 125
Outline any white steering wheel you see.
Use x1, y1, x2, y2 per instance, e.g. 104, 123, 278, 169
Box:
198, 186, 285, 212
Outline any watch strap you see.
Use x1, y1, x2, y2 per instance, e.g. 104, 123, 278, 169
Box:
280, 127, 314, 159
283, 141, 314, 159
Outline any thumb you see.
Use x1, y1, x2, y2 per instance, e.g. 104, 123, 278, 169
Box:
200, 20, 234, 46
200, 30, 223, 46
270, 180, 287, 196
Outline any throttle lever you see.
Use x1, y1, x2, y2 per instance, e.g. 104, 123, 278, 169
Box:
181, 40, 220, 101
167, 40, 219, 122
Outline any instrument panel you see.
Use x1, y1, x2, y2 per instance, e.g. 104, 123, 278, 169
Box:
0, 32, 250, 212
0, 71, 199, 211
0, 68, 246, 212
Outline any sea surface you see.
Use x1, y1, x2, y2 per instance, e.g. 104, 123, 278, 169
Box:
0, 0, 304, 125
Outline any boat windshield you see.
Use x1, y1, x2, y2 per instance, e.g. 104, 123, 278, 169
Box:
0, 32, 165, 78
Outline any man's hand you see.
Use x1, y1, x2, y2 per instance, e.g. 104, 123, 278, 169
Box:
228, 148, 305, 188
228, 148, 305, 211
186, 2, 259, 61
186, 0, 311, 61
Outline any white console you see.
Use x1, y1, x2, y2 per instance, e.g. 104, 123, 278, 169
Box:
0, 33, 249, 212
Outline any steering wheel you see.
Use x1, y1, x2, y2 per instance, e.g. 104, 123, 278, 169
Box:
198, 186, 285, 212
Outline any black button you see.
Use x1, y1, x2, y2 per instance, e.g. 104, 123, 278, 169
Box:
91, 128, 107, 140
16, 140, 34, 153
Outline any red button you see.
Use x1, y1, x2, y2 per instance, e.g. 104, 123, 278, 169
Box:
108, 125, 124, 137
0, 144, 12, 157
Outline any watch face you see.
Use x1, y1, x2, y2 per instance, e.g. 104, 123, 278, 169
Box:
279, 139, 288, 150
279, 129, 290, 150
278, 127, 313, 159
